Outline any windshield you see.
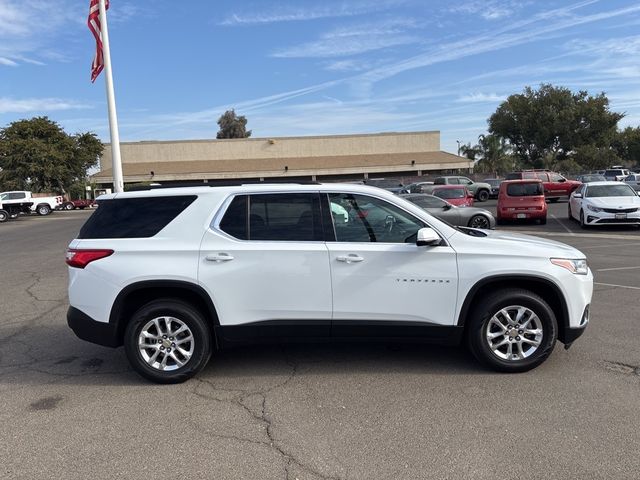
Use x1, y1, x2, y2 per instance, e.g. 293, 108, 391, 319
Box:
586, 184, 637, 198
435, 188, 465, 199
0, 193, 7, 201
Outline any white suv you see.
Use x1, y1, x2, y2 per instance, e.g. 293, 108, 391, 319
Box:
67, 184, 593, 383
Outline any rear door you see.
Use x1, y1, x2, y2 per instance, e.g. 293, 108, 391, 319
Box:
201, 192, 332, 340
325, 192, 458, 338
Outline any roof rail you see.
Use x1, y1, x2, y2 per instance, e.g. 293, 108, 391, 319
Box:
126, 180, 321, 191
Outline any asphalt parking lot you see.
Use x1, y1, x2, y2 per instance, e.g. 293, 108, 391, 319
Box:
1, 203, 639, 480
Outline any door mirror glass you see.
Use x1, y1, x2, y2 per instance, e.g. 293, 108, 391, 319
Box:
416, 227, 440, 246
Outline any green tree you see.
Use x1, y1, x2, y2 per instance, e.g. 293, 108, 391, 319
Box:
216, 109, 252, 139
0, 117, 102, 194
488, 84, 623, 169
612, 126, 640, 166
462, 134, 515, 176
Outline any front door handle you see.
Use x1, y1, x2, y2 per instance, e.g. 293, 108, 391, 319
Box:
336, 254, 364, 263
205, 253, 234, 262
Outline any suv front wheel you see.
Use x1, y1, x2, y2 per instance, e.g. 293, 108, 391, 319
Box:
124, 299, 212, 383
466, 289, 557, 372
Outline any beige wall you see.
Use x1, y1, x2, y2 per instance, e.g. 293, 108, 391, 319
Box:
101, 131, 441, 167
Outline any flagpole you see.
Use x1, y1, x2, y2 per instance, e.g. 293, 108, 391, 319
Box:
98, 0, 124, 193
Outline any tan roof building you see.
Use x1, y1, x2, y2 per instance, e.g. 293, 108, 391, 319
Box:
93, 130, 472, 186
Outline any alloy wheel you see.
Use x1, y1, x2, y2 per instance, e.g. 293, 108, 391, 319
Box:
137, 316, 195, 371
485, 305, 543, 361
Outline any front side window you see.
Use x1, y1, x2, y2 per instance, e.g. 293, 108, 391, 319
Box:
220, 193, 322, 241
550, 173, 564, 182
328, 193, 424, 243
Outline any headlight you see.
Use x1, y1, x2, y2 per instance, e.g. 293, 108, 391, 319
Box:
550, 258, 588, 275
586, 204, 602, 213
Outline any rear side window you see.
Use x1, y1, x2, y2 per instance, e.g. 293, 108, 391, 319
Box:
78, 195, 196, 239
506, 183, 543, 196
219, 193, 322, 241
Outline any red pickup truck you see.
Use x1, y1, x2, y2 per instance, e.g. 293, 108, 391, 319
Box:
505, 170, 581, 201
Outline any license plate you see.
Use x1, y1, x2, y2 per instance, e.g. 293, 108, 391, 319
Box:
615, 213, 627, 219
516, 213, 527, 219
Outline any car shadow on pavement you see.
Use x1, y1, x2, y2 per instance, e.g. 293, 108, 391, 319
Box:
0, 324, 487, 386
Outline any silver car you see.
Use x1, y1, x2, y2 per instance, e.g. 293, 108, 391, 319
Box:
401, 194, 496, 229
624, 173, 640, 192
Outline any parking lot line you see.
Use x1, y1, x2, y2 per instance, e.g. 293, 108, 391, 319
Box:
594, 282, 640, 290
581, 242, 640, 250
596, 266, 640, 272
551, 214, 575, 235
506, 230, 640, 241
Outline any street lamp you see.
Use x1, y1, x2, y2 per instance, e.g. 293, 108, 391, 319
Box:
456, 140, 461, 156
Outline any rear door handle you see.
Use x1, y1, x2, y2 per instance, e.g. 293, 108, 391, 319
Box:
205, 253, 234, 262
336, 254, 364, 263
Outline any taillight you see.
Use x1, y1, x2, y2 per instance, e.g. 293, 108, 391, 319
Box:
66, 249, 114, 268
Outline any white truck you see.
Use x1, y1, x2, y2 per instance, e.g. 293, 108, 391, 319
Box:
0, 191, 63, 216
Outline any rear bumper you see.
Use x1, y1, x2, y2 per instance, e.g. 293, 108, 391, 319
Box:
67, 306, 121, 347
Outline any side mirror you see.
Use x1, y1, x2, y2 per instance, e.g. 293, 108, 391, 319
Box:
416, 227, 441, 247
443, 204, 452, 211
558, 178, 566, 183
573, 193, 582, 198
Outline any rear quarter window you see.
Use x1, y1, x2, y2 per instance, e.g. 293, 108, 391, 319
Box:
78, 195, 197, 239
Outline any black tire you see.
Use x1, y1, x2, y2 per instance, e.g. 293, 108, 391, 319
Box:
477, 190, 490, 202
548, 197, 559, 203
36, 204, 51, 216
567, 203, 572, 221
466, 288, 558, 373
124, 299, 212, 384
0, 210, 8, 223
579, 210, 588, 229
63, 202, 75, 210
538, 217, 547, 225
468, 214, 490, 229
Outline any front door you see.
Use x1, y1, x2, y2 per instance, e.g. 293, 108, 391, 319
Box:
325, 192, 459, 338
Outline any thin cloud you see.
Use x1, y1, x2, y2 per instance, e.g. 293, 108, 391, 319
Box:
449, 0, 520, 20
0, 56, 18, 66
357, 1, 640, 90
272, 17, 421, 58
456, 93, 505, 103
0, 97, 93, 114
219, 0, 408, 26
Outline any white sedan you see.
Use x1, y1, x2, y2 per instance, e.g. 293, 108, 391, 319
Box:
568, 181, 640, 228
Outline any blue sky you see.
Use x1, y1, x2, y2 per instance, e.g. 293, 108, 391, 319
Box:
1, 0, 640, 154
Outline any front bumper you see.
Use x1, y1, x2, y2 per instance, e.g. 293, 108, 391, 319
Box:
67, 306, 121, 347
585, 211, 640, 225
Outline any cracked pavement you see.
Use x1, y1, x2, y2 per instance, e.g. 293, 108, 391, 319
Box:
1, 207, 639, 480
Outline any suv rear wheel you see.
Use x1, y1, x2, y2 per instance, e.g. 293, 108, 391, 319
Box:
466, 289, 557, 372
124, 299, 212, 383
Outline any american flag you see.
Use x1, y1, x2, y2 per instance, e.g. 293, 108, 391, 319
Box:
88, 0, 110, 82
